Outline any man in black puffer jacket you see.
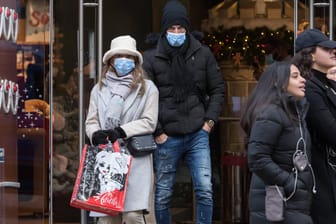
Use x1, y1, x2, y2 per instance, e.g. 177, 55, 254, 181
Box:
143, 1, 225, 223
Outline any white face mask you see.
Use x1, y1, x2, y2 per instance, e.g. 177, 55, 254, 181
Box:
166, 31, 186, 47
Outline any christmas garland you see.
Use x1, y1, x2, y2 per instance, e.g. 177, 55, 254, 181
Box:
202, 25, 294, 65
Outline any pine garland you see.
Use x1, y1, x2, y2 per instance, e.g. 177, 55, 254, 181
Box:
203, 25, 294, 65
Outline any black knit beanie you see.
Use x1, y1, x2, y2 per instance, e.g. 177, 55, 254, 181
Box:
161, 0, 190, 32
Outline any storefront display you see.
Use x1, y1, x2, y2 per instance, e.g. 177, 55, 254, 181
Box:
1, 0, 331, 223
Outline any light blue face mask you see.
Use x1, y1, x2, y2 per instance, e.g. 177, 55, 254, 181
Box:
166, 31, 186, 47
113, 57, 135, 76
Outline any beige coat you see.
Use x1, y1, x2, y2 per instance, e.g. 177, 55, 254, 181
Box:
85, 79, 158, 212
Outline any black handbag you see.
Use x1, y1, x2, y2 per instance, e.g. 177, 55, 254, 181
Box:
126, 134, 157, 157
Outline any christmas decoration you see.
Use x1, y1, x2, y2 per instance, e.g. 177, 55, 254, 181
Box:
232, 52, 243, 71
202, 25, 294, 66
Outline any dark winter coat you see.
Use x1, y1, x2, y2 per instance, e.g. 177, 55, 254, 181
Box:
248, 99, 314, 224
143, 34, 225, 136
305, 69, 336, 224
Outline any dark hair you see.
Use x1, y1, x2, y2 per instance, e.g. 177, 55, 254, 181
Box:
240, 61, 294, 137
291, 46, 315, 79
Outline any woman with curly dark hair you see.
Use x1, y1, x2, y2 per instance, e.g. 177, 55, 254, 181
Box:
292, 28, 336, 224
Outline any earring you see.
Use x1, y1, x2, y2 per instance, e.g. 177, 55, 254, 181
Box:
0, 79, 4, 111
8, 8, 18, 42
3, 7, 11, 41
11, 82, 19, 115
0, 7, 5, 39
2, 79, 10, 113
311, 53, 315, 62
0, 7, 19, 42
0, 79, 20, 115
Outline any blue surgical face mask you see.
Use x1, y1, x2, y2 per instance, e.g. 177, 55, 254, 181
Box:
113, 57, 135, 76
166, 31, 186, 47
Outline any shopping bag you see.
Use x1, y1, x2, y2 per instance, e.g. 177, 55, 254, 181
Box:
70, 141, 132, 215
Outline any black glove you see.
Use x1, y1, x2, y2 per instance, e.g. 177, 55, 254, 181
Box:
103, 127, 127, 143
92, 130, 108, 146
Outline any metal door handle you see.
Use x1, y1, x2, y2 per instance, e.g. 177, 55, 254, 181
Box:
0, 181, 20, 188
79, 2, 102, 223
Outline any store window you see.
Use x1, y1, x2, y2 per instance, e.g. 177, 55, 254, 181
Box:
3, 0, 328, 223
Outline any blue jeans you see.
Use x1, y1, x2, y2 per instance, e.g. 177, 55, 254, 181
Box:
154, 129, 213, 224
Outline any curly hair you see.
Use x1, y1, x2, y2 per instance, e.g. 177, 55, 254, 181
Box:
291, 46, 316, 80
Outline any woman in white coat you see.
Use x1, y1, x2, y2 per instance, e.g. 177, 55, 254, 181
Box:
85, 35, 159, 224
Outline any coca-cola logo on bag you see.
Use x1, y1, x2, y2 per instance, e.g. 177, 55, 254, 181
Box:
0, 6, 19, 42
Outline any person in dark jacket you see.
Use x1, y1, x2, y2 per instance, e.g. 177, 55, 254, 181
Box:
240, 61, 315, 224
142, 1, 225, 223
26, 50, 45, 99
292, 28, 336, 224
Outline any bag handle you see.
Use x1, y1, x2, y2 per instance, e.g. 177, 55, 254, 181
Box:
105, 140, 121, 152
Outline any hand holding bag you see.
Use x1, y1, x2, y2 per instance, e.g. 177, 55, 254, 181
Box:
126, 134, 157, 157
265, 185, 285, 222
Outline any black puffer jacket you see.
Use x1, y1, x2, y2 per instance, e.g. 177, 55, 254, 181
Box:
305, 70, 336, 224
143, 34, 225, 136
248, 99, 314, 224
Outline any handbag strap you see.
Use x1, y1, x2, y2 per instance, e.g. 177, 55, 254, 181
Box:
276, 169, 298, 202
